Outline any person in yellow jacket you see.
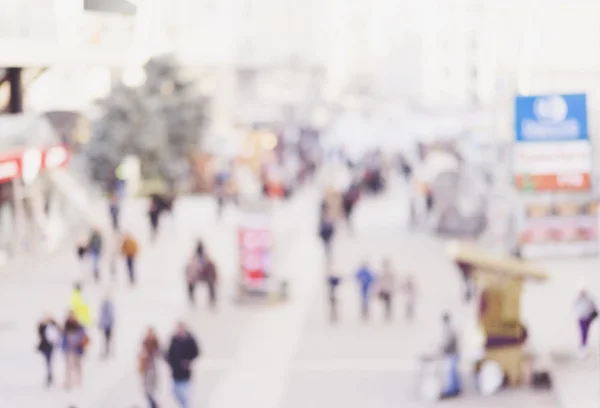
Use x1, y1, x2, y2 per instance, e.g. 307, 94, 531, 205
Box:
121, 232, 139, 285
69, 283, 91, 327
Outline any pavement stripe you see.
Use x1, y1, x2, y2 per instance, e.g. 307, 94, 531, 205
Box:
207, 205, 320, 408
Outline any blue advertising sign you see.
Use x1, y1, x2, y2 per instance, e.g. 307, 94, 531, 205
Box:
515, 94, 588, 142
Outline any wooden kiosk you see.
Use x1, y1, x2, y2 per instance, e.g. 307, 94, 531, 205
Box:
448, 242, 547, 386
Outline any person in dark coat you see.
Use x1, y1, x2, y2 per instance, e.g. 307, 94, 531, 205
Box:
319, 214, 335, 260
166, 322, 200, 408
148, 194, 165, 241
88, 229, 103, 281
37, 315, 61, 387
342, 183, 360, 230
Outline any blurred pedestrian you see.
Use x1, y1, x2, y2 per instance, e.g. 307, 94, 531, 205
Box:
98, 291, 115, 359
342, 182, 360, 231
355, 262, 375, 320
109, 192, 121, 231
200, 258, 218, 309
139, 328, 161, 408
148, 195, 163, 241
327, 270, 342, 323
166, 322, 200, 408
37, 314, 61, 387
120, 231, 139, 285
377, 259, 396, 321
440, 313, 460, 398
88, 229, 103, 282
214, 168, 229, 218
403, 275, 417, 321
319, 213, 335, 260
185, 242, 206, 306
69, 283, 92, 327
574, 289, 598, 358
62, 311, 89, 390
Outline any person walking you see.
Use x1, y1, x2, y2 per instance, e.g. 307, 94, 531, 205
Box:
37, 314, 61, 387
185, 242, 207, 306
574, 289, 598, 358
341, 182, 360, 231
139, 328, 161, 408
62, 311, 88, 390
120, 232, 139, 285
377, 259, 396, 321
185, 256, 200, 306
355, 262, 375, 320
327, 271, 342, 323
148, 195, 164, 241
109, 192, 121, 231
319, 213, 335, 260
439, 313, 460, 398
200, 257, 218, 309
166, 322, 200, 408
69, 283, 92, 327
403, 275, 417, 321
98, 292, 115, 359
88, 229, 103, 282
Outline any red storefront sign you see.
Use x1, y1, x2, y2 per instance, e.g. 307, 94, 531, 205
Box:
515, 173, 591, 191
0, 145, 69, 183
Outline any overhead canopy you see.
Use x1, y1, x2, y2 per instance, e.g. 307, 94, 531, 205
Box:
447, 241, 547, 281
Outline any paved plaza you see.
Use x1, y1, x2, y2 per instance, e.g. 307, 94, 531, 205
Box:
0, 178, 595, 407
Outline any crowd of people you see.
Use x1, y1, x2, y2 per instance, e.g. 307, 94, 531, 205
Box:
317, 150, 418, 324
36, 187, 219, 408
29, 144, 600, 406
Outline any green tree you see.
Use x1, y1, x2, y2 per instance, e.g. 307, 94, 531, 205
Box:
84, 55, 207, 188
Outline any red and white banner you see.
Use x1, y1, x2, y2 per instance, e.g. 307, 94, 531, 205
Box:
514, 173, 591, 191
0, 145, 69, 183
238, 216, 271, 287
513, 141, 591, 175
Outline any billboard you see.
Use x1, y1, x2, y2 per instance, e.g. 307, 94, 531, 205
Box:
514, 93, 595, 258
518, 201, 598, 258
515, 94, 588, 142
238, 213, 272, 289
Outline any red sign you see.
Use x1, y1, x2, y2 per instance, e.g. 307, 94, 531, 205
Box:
238, 227, 271, 284
0, 145, 69, 183
515, 173, 591, 191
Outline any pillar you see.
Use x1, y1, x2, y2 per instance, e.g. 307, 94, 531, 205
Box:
7, 68, 23, 114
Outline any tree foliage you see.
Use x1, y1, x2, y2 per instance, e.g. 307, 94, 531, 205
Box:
85, 55, 207, 186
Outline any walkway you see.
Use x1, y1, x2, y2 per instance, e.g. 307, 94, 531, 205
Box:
0, 176, 592, 407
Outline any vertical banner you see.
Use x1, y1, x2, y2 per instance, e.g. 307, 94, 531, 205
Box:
514, 94, 596, 258
238, 212, 272, 291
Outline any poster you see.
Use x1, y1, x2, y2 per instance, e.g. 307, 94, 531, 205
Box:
514, 93, 596, 258
238, 213, 271, 289
517, 201, 598, 258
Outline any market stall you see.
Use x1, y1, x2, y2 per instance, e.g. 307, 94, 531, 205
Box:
448, 242, 547, 388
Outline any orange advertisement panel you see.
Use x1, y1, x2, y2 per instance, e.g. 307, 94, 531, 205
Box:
515, 173, 591, 191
